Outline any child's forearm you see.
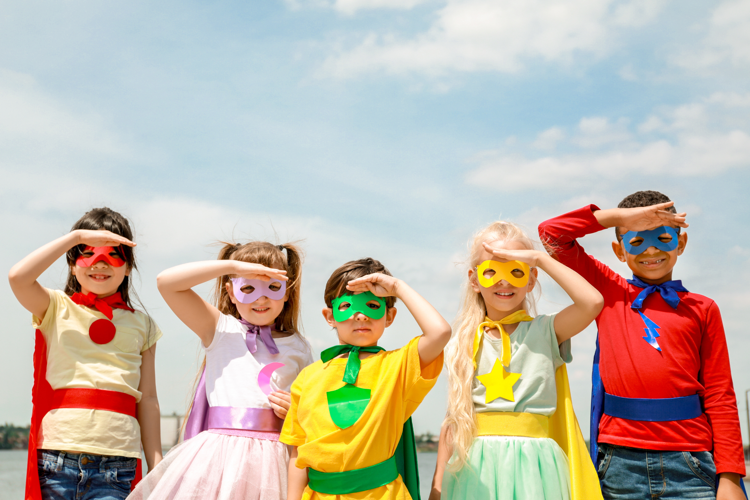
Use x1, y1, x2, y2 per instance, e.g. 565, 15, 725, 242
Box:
592, 208, 621, 228
137, 394, 163, 470
536, 253, 603, 343
395, 281, 451, 365
717, 473, 744, 500
8, 232, 80, 318
156, 260, 242, 294
287, 447, 308, 500
137, 346, 163, 470
428, 423, 454, 500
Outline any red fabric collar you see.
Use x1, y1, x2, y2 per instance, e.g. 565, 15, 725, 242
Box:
70, 291, 134, 320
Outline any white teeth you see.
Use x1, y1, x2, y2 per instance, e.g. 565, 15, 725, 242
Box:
496, 292, 513, 296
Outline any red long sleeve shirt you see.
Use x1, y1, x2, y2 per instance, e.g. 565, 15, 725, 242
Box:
539, 205, 746, 476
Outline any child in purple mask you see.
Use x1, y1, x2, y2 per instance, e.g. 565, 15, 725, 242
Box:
129, 241, 314, 500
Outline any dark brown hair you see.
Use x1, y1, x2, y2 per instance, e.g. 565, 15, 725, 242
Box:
64, 207, 137, 308
213, 241, 303, 333
324, 257, 397, 309
616, 190, 680, 240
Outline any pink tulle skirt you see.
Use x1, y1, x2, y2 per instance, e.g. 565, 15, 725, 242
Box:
128, 430, 290, 500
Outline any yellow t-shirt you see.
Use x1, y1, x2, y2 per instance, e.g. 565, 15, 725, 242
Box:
33, 289, 162, 458
280, 336, 443, 500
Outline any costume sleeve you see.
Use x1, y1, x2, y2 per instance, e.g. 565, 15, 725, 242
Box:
400, 336, 443, 420
539, 314, 572, 369
279, 370, 307, 448
538, 205, 627, 294
31, 288, 61, 336
699, 302, 746, 476
141, 317, 162, 352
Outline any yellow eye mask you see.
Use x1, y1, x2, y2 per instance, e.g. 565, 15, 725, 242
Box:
476, 260, 530, 288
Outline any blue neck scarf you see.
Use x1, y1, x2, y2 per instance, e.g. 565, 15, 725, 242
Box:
627, 275, 688, 310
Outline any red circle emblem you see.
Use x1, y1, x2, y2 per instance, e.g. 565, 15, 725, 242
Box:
89, 319, 116, 345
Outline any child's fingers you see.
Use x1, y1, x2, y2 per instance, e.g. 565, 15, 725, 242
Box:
650, 201, 675, 211
269, 391, 291, 410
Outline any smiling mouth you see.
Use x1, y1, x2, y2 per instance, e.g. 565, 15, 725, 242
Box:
252, 307, 270, 313
639, 258, 666, 266
494, 291, 515, 298
88, 274, 111, 282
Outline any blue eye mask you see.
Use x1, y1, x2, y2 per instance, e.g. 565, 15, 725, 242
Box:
621, 226, 679, 255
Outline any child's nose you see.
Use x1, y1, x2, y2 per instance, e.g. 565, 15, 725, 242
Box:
353, 311, 369, 321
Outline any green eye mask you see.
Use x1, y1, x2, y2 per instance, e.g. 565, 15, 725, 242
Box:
331, 291, 386, 322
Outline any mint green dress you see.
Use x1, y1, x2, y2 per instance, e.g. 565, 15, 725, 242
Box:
442, 314, 573, 500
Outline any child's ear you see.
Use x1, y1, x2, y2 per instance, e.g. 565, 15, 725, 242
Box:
676, 231, 688, 255
611, 241, 627, 263
322, 307, 335, 327
384, 307, 397, 327
468, 268, 481, 293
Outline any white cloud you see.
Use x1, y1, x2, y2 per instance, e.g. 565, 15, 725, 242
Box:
574, 117, 631, 148
0, 69, 132, 165
334, 0, 433, 14
612, 0, 669, 27
671, 0, 750, 70
707, 91, 750, 107
466, 96, 750, 190
318, 0, 667, 78
532, 127, 565, 150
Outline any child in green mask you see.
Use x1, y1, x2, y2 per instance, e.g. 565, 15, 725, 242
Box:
280, 257, 451, 500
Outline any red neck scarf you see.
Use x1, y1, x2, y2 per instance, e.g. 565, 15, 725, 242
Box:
70, 291, 134, 319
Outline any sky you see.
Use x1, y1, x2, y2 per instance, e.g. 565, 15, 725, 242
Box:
1, 0, 749, 444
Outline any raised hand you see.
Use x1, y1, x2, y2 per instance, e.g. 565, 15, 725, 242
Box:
482, 243, 542, 267
616, 201, 688, 232
234, 262, 288, 282
346, 273, 401, 298
75, 229, 136, 249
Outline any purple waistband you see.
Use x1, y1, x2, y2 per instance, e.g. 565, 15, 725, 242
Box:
206, 406, 283, 432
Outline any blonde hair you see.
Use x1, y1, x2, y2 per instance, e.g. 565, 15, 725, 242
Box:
443, 221, 540, 471
181, 240, 305, 439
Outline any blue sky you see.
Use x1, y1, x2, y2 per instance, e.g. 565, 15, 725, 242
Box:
1, 0, 750, 442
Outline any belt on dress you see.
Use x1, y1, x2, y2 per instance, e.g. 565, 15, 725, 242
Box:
308, 453, 399, 495
50, 388, 137, 417
476, 411, 550, 438
205, 406, 283, 432
603, 393, 702, 422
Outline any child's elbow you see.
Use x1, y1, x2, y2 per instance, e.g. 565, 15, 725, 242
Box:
155, 272, 169, 292
590, 292, 604, 316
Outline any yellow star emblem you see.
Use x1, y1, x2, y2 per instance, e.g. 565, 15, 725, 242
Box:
477, 358, 521, 403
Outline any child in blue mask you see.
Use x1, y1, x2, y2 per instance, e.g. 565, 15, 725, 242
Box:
539, 190, 747, 500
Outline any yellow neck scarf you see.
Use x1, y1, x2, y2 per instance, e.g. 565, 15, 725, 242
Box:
472, 310, 534, 370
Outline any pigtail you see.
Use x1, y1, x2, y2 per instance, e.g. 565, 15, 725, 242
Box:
275, 242, 303, 334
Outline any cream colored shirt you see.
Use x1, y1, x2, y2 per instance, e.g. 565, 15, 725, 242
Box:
33, 289, 162, 458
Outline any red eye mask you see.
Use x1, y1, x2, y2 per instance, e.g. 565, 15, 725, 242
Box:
76, 246, 126, 268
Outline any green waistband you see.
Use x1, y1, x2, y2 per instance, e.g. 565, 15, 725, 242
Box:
308, 454, 398, 495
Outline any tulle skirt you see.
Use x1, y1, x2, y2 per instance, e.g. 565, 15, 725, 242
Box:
128, 430, 290, 500
441, 435, 571, 500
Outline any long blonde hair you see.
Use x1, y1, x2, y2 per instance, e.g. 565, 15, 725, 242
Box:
180, 240, 305, 439
443, 221, 540, 471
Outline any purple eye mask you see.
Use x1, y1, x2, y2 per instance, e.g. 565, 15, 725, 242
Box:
231, 277, 287, 304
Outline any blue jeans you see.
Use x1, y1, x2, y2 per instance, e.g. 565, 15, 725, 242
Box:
597, 443, 716, 499
37, 449, 138, 500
